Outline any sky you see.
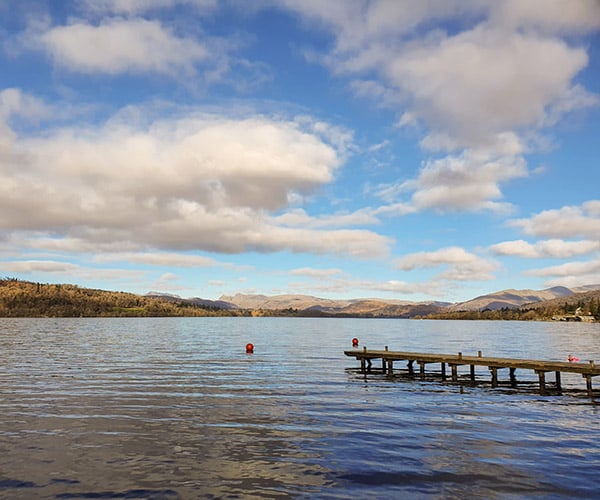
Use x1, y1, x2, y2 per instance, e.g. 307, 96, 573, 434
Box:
0, 0, 599, 303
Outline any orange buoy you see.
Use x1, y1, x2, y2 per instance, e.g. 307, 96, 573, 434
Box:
246, 343, 254, 353
352, 337, 359, 347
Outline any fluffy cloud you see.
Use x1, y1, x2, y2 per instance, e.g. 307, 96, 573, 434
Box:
396, 246, 498, 281
0, 259, 146, 281
93, 252, 218, 267
273, 208, 379, 228
40, 18, 209, 75
490, 0, 600, 34
79, 0, 217, 16
386, 27, 590, 150
510, 201, 600, 239
0, 103, 390, 259
290, 267, 343, 278
526, 259, 600, 289
490, 239, 600, 259
283, 1, 599, 213
406, 148, 526, 213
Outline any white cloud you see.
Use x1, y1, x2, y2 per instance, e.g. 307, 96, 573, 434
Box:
490, 0, 600, 34
378, 147, 526, 213
385, 27, 590, 150
0, 88, 52, 122
490, 239, 600, 259
526, 259, 600, 289
290, 267, 343, 278
78, 0, 217, 16
281, 1, 599, 213
0, 104, 390, 259
0, 259, 145, 281
288, 275, 445, 298
510, 201, 600, 239
396, 246, 498, 281
93, 252, 218, 267
273, 208, 379, 229
413, 151, 525, 213
40, 18, 208, 75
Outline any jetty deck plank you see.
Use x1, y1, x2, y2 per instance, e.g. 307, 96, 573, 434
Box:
344, 348, 600, 398
344, 349, 600, 375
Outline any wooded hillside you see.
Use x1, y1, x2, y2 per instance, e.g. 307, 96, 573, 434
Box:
0, 278, 249, 317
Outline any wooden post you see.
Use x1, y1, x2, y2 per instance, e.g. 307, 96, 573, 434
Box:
360, 358, 366, 373
419, 361, 426, 378
585, 374, 593, 399
537, 371, 546, 395
490, 367, 498, 387
478, 350, 482, 357
555, 371, 562, 392
441, 362, 446, 380
407, 360, 414, 376
382, 346, 388, 374
509, 367, 517, 387
588, 361, 595, 399
388, 359, 393, 375
470, 365, 475, 381
451, 364, 458, 382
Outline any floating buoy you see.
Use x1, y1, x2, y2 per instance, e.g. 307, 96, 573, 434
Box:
246, 343, 254, 354
352, 337, 359, 347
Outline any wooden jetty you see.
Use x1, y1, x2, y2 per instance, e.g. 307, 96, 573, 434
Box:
344, 347, 600, 398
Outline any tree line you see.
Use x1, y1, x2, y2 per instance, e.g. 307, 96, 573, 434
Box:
0, 278, 250, 317
420, 295, 600, 321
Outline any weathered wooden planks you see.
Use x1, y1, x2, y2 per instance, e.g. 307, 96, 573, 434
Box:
344, 347, 600, 398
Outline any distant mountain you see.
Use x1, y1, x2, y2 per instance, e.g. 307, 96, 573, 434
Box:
1, 278, 597, 320
446, 286, 574, 312
147, 292, 238, 310
219, 293, 351, 310
219, 293, 447, 317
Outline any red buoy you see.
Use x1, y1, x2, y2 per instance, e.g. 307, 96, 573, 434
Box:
246, 343, 254, 353
352, 337, 359, 347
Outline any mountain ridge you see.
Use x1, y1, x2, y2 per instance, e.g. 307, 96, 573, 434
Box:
219, 285, 600, 314
2, 278, 599, 319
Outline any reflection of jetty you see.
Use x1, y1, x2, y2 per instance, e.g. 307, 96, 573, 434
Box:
344, 347, 600, 399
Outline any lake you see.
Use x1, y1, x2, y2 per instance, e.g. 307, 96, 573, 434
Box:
1, 317, 599, 498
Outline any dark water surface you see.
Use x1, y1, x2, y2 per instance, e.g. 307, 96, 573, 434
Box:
1, 317, 599, 499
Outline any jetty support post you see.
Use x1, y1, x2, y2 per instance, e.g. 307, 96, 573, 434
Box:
536, 370, 546, 395
509, 368, 517, 387
470, 364, 475, 381
381, 346, 393, 373
584, 375, 593, 399
441, 362, 446, 380
584, 360, 595, 399
451, 364, 458, 382
419, 361, 426, 379
450, 352, 463, 382
407, 360, 414, 376
360, 346, 372, 373
555, 371, 562, 392
489, 367, 498, 388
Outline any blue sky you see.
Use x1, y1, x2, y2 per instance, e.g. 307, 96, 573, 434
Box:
0, 0, 599, 303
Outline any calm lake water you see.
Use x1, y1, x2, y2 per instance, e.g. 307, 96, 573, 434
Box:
1, 317, 599, 499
